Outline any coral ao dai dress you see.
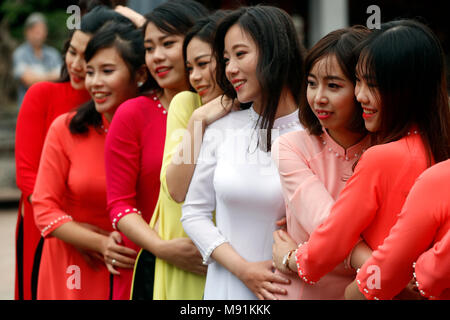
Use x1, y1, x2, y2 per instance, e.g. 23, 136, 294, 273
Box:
33, 112, 112, 299
271, 129, 371, 299
182, 107, 303, 300
294, 129, 430, 286
15, 81, 90, 300
356, 159, 450, 300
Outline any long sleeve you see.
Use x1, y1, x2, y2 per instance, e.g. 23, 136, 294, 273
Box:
355, 159, 450, 299
272, 135, 335, 235
181, 123, 225, 265
415, 230, 450, 299
32, 115, 73, 238
105, 101, 142, 229
295, 147, 382, 283
355, 174, 438, 299
15, 82, 49, 196
159, 91, 201, 202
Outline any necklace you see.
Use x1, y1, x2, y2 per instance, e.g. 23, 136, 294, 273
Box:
101, 125, 108, 134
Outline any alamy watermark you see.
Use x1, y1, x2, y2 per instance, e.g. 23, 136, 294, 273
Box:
365, 265, 381, 289
366, 5, 381, 29
66, 5, 81, 30
66, 264, 81, 290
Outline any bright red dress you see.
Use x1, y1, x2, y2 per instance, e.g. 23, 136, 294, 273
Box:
14, 81, 90, 300
32, 112, 112, 299
105, 94, 167, 300
294, 129, 430, 284
356, 159, 450, 300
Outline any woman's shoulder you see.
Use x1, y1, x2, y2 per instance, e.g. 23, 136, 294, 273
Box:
169, 91, 202, 117
172, 91, 201, 105
275, 129, 319, 154
113, 95, 156, 120
207, 107, 250, 131
22, 81, 62, 101
47, 111, 75, 135
362, 134, 421, 163
416, 159, 450, 188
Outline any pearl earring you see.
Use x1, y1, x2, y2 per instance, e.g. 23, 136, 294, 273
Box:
137, 81, 144, 87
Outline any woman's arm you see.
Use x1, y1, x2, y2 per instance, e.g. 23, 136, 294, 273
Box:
32, 115, 136, 274
114, 5, 146, 28
294, 148, 382, 284
271, 136, 336, 235
117, 214, 206, 275
272, 135, 363, 272
181, 123, 289, 299
166, 95, 234, 203
414, 229, 450, 299
105, 99, 206, 275
354, 167, 442, 300
211, 243, 290, 300
51, 221, 136, 274
15, 83, 49, 202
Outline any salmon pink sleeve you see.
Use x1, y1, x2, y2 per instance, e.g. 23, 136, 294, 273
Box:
105, 101, 142, 230
414, 230, 450, 299
32, 115, 73, 238
355, 161, 448, 299
15, 82, 50, 196
295, 147, 382, 284
272, 135, 335, 235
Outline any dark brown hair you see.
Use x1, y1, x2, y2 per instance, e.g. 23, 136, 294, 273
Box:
299, 25, 371, 136
356, 19, 450, 164
213, 5, 305, 151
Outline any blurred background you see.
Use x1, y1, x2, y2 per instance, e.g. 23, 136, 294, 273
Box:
0, 0, 448, 299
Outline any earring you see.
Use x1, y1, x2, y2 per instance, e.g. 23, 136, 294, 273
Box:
137, 81, 144, 87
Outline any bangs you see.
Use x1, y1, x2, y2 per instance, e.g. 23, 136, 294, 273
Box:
356, 48, 377, 85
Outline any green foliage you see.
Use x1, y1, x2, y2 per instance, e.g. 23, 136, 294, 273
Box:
0, 0, 70, 52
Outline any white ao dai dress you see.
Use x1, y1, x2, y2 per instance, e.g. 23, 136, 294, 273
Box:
181, 107, 303, 299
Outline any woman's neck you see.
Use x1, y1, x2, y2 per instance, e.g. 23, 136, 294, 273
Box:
327, 128, 366, 150
159, 85, 190, 110
252, 88, 298, 119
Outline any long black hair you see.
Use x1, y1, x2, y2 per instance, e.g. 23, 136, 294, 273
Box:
213, 5, 305, 151
142, 0, 210, 93
182, 10, 229, 92
356, 19, 450, 164
69, 21, 146, 134
300, 25, 371, 136
58, 5, 133, 82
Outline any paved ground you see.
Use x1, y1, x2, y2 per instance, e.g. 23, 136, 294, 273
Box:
0, 204, 17, 300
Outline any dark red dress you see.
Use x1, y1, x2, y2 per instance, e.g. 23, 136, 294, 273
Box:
14, 81, 90, 300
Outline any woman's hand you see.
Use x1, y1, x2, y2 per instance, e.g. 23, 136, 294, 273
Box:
344, 279, 367, 300
114, 5, 146, 28
102, 231, 138, 275
159, 237, 207, 276
239, 260, 290, 300
393, 277, 426, 300
74, 222, 109, 269
275, 216, 287, 230
272, 229, 297, 274
195, 95, 238, 127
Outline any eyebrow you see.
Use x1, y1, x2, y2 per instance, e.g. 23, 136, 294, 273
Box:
86, 63, 116, 68
308, 73, 346, 82
231, 43, 249, 50
144, 34, 171, 44
194, 54, 212, 62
